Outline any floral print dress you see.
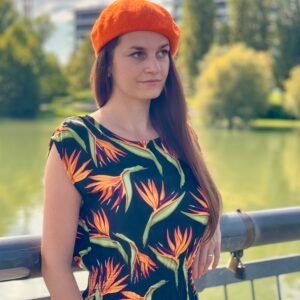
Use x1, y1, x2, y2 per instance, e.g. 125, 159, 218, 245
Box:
48, 114, 210, 300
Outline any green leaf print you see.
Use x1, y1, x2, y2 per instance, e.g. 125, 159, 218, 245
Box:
88, 131, 98, 167
52, 127, 87, 152
143, 192, 186, 246
145, 279, 168, 299
89, 236, 128, 264
149, 245, 179, 288
183, 257, 191, 300
113, 233, 138, 281
107, 137, 163, 175
78, 219, 89, 232
121, 165, 146, 212
68, 118, 100, 166
181, 212, 209, 225
153, 141, 185, 188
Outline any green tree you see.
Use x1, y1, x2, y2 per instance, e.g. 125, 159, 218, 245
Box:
214, 21, 231, 46
0, 21, 43, 117
66, 36, 95, 94
283, 66, 300, 118
273, 0, 300, 85
0, 0, 18, 33
178, 0, 215, 94
30, 15, 55, 46
196, 43, 273, 128
39, 54, 68, 103
229, 0, 272, 50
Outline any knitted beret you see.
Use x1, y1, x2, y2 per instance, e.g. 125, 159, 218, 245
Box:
90, 0, 181, 57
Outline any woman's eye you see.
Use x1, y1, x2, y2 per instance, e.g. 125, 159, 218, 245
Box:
158, 49, 170, 57
131, 51, 144, 58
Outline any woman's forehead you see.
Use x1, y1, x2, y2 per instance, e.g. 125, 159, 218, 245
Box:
119, 31, 170, 48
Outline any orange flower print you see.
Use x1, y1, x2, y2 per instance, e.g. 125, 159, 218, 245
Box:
86, 258, 128, 300
62, 149, 92, 183
135, 179, 185, 246
105, 136, 164, 176
159, 140, 177, 158
181, 187, 210, 225
87, 209, 110, 238
94, 137, 126, 166
86, 209, 128, 264
149, 227, 193, 287
52, 123, 68, 138
86, 165, 145, 212
120, 280, 167, 300
134, 251, 156, 283
114, 233, 156, 283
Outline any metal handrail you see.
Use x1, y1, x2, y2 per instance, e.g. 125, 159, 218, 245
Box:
0, 206, 300, 289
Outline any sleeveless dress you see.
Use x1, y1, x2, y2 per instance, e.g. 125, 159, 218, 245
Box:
48, 114, 210, 300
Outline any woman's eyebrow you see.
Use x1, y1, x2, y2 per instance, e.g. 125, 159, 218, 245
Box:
129, 43, 170, 50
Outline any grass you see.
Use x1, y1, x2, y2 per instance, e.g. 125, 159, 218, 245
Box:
250, 119, 300, 131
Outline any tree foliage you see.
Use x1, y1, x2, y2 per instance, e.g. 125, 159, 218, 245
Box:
273, 0, 300, 85
0, 21, 43, 117
66, 36, 95, 94
196, 43, 274, 128
0, 1, 68, 118
228, 0, 272, 50
283, 66, 300, 118
0, 0, 18, 33
178, 0, 215, 94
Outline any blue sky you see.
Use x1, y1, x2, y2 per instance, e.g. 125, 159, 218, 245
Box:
14, 0, 166, 65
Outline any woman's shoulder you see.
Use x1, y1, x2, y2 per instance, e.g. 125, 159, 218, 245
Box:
50, 115, 91, 147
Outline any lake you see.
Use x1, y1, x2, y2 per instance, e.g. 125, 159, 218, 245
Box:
0, 116, 299, 299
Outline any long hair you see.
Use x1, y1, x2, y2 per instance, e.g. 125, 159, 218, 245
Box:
90, 37, 223, 243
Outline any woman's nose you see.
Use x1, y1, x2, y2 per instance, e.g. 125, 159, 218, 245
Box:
145, 57, 161, 73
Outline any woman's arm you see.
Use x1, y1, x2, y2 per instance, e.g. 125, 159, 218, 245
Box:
41, 144, 82, 300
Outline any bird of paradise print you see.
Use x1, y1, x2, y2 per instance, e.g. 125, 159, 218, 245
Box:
73, 247, 92, 270
86, 165, 146, 212
183, 237, 203, 298
62, 150, 92, 183
149, 226, 193, 287
87, 209, 128, 264
51, 120, 88, 152
120, 279, 168, 300
152, 140, 185, 188
181, 187, 210, 225
94, 137, 127, 166
105, 136, 163, 175
134, 179, 186, 246
86, 258, 128, 300
114, 233, 157, 283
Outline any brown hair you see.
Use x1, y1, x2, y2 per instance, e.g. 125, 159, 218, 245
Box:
90, 37, 223, 244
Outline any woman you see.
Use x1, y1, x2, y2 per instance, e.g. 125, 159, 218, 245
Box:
41, 0, 222, 299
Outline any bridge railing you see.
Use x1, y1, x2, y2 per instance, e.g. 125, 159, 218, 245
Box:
0, 206, 299, 299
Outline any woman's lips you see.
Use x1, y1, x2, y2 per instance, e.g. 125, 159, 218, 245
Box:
139, 80, 162, 85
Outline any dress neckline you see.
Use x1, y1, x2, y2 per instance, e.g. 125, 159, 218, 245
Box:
83, 114, 161, 144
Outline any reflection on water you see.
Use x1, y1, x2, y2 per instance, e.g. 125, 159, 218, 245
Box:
0, 117, 299, 299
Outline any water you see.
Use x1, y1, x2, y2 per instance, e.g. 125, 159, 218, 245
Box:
0, 117, 299, 299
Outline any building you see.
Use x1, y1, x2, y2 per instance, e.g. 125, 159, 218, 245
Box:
74, 5, 105, 47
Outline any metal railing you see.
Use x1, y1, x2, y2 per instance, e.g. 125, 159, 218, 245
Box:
0, 206, 300, 299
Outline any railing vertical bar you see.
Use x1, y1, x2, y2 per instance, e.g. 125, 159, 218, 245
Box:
276, 275, 282, 300
223, 284, 228, 300
250, 279, 256, 300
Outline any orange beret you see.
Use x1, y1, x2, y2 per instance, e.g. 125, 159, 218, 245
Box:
90, 0, 181, 57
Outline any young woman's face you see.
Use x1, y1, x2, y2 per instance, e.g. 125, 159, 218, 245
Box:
110, 31, 170, 101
